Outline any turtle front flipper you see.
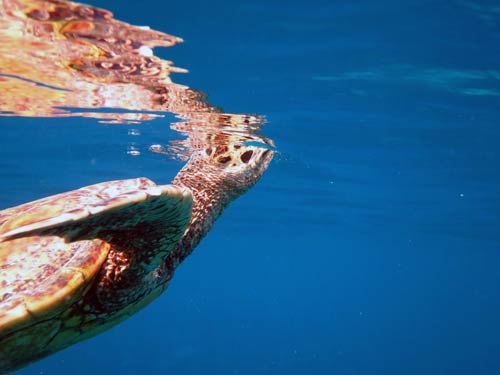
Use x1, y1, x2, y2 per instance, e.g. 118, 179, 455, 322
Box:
0, 177, 192, 243
0, 177, 192, 373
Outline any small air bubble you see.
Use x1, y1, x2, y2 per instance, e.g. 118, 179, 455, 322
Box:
127, 146, 140, 156
128, 129, 141, 136
138, 45, 153, 56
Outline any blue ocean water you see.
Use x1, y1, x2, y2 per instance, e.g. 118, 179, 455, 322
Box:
1, 0, 500, 374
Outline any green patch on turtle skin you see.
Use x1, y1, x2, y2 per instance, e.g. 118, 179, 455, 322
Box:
0, 319, 61, 372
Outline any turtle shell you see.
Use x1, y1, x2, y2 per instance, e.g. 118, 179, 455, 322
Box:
0, 177, 192, 338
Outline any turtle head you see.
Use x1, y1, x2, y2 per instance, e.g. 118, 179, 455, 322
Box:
173, 131, 274, 201
203, 139, 274, 197
171, 112, 274, 200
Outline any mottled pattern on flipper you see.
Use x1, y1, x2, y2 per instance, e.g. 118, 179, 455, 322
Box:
1, 178, 160, 238
1, 178, 191, 241
0, 178, 191, 336
0, 237, 110, 336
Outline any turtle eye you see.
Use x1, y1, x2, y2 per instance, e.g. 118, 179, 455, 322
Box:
240, 150, 253, 163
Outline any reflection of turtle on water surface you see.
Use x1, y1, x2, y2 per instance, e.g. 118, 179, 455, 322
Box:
0, 0, 275, 372
0, 141, 273, 373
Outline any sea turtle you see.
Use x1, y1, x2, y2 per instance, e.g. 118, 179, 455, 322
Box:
0, 141, 273, 373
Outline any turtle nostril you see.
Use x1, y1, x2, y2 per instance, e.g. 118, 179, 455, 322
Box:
217, 156, 231, 164
240, 150, 253, 163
